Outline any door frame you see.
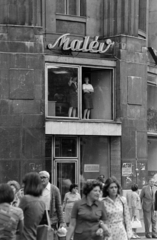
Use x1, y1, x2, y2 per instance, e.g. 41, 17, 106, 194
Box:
53, 159, 79, 190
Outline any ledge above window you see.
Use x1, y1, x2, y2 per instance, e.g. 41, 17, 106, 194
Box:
56, 14, 86, 23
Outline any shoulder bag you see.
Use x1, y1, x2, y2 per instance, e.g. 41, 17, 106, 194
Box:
37, 210, 54, 240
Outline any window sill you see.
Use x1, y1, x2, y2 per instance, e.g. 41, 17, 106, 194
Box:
46, 117, 121, 124
56, 14, 87, 23
138, 29, 146, 39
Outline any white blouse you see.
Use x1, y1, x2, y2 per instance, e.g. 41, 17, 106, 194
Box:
82, 83, 94, 92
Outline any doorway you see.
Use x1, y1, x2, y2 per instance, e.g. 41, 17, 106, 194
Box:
54, 159, 78, 202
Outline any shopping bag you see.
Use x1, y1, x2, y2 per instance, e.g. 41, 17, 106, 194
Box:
37, 210, 54, 240
131, 218, 142, 229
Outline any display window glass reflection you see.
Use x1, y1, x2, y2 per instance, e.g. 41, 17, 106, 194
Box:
46, 64, 114, 120
47, 66, 78, 118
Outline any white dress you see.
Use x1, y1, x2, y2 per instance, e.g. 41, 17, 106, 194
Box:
63, 192, 81, 224
102, 196, 132, 240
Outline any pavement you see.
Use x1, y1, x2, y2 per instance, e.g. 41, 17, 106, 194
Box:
134, 238, 157, 240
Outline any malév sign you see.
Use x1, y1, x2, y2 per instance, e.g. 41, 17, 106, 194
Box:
47, 33, 114, 54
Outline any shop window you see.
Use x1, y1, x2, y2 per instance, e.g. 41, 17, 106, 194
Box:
82, 67, 113, 120
147, 83, 157, 132
47, 65, 78, 118
55, 137, 77, 157
56, 0, 86, 17
46, 64, 114, 120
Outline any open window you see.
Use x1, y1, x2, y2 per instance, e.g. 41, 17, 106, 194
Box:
45, 64, 114, 120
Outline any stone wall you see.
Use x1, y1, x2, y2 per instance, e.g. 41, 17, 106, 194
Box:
0, 1, 45, 183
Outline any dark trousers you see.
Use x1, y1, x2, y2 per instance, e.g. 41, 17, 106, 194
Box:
143, 208, 157, 237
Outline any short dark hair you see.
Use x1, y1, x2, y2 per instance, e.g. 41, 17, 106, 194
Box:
23, 172, 43, 197
97, 175, 105, 183
131, 183, 138, 191
0, 183, 14, 204
69, 184, 78, 192
103, 176, 122, 197
83, 180, 102, 196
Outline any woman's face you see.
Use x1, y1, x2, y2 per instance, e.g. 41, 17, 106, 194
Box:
88, 186, 101, 201
72, 187, 78, 194
85, 77, 89, 84
107, 182, 118, 197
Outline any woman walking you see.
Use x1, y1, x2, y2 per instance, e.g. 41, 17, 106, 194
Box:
63, 184, 81, 226
19, 172, 46, 240
66, 180, 110, 240
0, 183, 24, 240
102, 176, 132, 240
126, 184, 141, 238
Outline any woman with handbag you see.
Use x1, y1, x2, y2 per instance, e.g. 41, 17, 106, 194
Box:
19, 172, 46, 240
66, 180, 110, 240
126, 184, 142, 239
102, 176, 133, 240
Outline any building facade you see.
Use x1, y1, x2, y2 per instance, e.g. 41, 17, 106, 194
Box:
0, 0, 155, 199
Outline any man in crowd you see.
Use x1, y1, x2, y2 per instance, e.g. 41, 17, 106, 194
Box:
39, 170, 64, 229
140, 178, 157, 238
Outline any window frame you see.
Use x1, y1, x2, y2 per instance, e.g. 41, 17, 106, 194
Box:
56, 0, 85, 17
54, 136, 78, 158
45, 63, 81, 119
45, 63, 115, 121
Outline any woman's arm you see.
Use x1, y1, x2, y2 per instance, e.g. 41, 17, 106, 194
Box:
89, 85, 94, 92
66, 218, 76, 240
18, 219, 24, 235
63, 194, 67, 212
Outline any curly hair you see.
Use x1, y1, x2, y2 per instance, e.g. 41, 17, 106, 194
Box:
103, 176, 122, 197
131, 183, 138, 191
7, 180, 20, 193
69, 183, 78, 192
83, 180, 102, 196
0, 184, 14, 203
23, 172, 43, 197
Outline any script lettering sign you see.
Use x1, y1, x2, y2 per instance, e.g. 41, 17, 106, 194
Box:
47, 33, 114, 54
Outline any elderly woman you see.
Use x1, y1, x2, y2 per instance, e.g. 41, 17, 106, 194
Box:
66, 180, 110, 240
7, 180, 21, 207
102, 176, 132, 240
126, 184, 141, 238
63, 183, 81, 226
0, 183, 24, 240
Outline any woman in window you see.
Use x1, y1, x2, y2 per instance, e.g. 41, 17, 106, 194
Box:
102, 176, 132, 240
63, 183, 81, 227
19, 172, 46, 240
83, 77, 94, 119
68, 77, 78, 117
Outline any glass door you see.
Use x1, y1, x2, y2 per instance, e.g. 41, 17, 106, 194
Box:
54, 159, 78, 202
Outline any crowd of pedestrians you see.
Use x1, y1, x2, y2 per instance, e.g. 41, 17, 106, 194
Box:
0, 171, 157, 240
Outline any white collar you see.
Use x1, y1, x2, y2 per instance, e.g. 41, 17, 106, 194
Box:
45, 182, 51, 191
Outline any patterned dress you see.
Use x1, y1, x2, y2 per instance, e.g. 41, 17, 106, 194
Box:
102, 195, 132, 240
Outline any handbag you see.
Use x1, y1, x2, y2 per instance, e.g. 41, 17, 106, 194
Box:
131, 218, 142, 229
37, 210, 54, 240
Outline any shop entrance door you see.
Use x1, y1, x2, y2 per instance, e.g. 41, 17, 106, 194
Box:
54, 160, 78, 202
